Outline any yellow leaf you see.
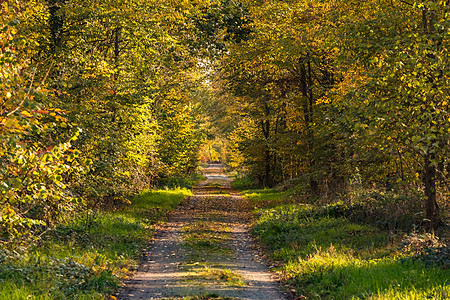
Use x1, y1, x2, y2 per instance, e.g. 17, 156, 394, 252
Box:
21, 111, 33, 118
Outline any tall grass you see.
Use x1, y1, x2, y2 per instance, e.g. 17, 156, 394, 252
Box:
0, 188, 191, 299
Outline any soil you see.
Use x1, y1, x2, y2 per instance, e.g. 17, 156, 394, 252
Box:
117, 164, 288, 300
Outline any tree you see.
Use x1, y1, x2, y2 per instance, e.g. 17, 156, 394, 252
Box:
0, 1, 86, 240
209, 0, 448, 225
330, 0, 449, 226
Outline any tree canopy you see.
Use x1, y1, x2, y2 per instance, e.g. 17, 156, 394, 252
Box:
1, 0, 448, 242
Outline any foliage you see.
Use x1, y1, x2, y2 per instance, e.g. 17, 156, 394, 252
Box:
230, 176, 258, 190
1, 0, 212, 241
157, 173, 206, 189
0, 1, 89, 242
252, 198, 449, 299
0, 188, 190, 298
199, 137, 228, 163
2, 0, 450, 296
243, 186, 432, 232
400, 231, 449, 269
210, 0, 449, 226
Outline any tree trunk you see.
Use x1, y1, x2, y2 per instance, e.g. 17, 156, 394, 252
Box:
299, 61, 318, 195
48, 0, 66, 50
423, 153, 440, 228
114, 26, 121, 80
421, 2, 440, 228
264, 148, 273, 188
260, 99, 273, 188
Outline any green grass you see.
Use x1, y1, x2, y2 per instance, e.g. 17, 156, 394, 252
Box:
180, 213, 243, 290
0, 188, 191, 299
183, 219, 231, 253
247, 188, 449, 300
241, 188, 291, 208
182, 265, 246, 288
230, 176, 257, 190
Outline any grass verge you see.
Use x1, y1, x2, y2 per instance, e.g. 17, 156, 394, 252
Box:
245, 189, 449, 300
0, 188, 191, 299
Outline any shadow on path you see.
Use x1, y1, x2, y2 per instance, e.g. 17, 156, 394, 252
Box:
117, 164, 287, 300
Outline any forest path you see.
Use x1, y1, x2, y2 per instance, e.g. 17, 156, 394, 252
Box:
117, 164, 287, 300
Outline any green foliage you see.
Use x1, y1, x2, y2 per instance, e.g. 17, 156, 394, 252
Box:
400, 232, 449, 269
129, 188, 191, 212
199, 138, 228, 163
244, 186, 429, 231
1, 0, 212, 242
158, 174, 205, 189
0, 188, 190, 298
0, 253, 117, 299
209, 0, 449, 225
241, 188, 291, 209
0, 2, 89, 242
230, 176, 258, 190
156, 101, 203, 177
253, 201, 449, 299
190, 0, 252, 54
254, 206, 387, 261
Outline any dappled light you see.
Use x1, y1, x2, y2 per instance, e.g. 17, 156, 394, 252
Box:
118, 164, 286, 299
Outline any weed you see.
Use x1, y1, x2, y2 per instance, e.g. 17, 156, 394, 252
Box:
242, 189, 292, 209
230, 176, 258, 190
400, 232, 449, 268
158, 174, 206, 189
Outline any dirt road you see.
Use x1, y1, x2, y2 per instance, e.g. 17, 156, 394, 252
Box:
117, 164, 287, 299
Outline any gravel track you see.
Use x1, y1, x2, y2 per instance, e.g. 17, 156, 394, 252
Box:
117, 164, 288, 300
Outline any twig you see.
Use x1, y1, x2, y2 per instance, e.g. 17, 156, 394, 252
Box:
6, 64, 38, 117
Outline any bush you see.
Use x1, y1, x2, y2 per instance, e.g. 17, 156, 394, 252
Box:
311, 188, 424, 232
400, 232, 449, 269
157, 173, 205, 189
231, 175, 259, 190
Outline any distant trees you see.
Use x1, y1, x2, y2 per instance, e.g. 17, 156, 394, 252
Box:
213, 0, 448, 227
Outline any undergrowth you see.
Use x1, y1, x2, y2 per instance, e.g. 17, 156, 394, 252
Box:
158, 173, 206, 189
230, 174, 259, 190
245, 188, 449, 299
0, 188, 191, 299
